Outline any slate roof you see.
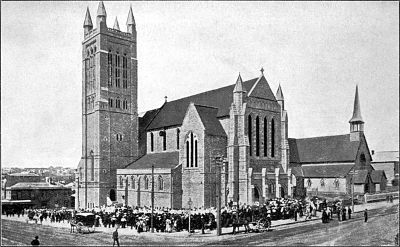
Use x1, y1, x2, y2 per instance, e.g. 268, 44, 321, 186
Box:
125, 151, 179, 170
370, 170, 386, 183
194, 105, 227, 137
353, 170, 369, 184
146, 77, 260, 130
302, 164, 354, 178
371, 151, 399, 163
288, 134, 360, 164
10, 182, 66, 190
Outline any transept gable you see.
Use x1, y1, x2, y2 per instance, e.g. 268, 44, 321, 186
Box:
248, 76, 277, 101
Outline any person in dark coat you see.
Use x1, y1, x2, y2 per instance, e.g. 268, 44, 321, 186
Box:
113, 228, 120, 247
322, 209, 328, 223
31, 236, 40, 246
347, 207, 352, 219
341, 207, 346, 221
364, 209, 368, 222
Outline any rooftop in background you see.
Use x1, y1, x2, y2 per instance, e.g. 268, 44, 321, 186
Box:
8, 172, 39, 177
371, 151, 399, 163
10, 182, 69, 190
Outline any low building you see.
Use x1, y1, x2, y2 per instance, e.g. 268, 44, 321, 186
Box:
371, 151, 399, 187
4, 172, 42, 199
8, 182, 73, 208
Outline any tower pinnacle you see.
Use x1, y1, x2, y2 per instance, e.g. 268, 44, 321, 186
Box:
83, 7, 93, 28
127, 5, 136, 26
349, 85, 363, 123
113, 17, 120, 30
233, 73, 244, 93
97, 1, 107, 17
276, 84, 284, 101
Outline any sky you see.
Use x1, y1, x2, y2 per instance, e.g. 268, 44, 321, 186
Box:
1, 1, 399, 168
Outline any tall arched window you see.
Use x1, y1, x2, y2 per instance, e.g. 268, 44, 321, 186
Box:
176, 129, 180, 149
150, 133, 154, 152
162, 131, 167, 151
186, 141, 190, 167
360, 153, 366, 169
195, 140, 198, 167
158, 176, 164, 191
190, 132, 194, 167
256, 116, 260, 156
248, 115, 252, 156
131, 176, 135, 189
119, 176, 123, 188
271, 118, 275, 157
144, 176, 149, 190
264, 117, 268, 157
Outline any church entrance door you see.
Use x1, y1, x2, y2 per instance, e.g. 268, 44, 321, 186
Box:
109, 189, 116, 202
253, 186, 260, 203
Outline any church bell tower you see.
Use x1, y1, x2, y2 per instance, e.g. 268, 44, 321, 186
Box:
77, 2, 139, 209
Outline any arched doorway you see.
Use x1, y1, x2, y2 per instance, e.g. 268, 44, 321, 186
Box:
109, 189, 116, 202
280, 186, 285, 198
253, 186, 260, 203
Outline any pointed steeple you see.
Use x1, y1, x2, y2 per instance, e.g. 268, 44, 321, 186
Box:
233, 73, 244, 93
349, 85, 364, 123
83, 7, 93, 28
127, 5, 136, 26
97, 1, 107, 17
276, 84, 284, 101
113, 17, 120, 30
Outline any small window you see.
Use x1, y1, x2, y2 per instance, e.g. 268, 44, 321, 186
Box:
119, 176, 123, 188
158, 176, 164, 191
307, 178, 312, 187
150, 133, 154, 152
320, 178, 325, 187
131, 176, 135, 189
334, 178, 340, 189
144, 176, 149, 190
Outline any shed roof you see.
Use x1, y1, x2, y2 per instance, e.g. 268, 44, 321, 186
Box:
125, 151, 179, 170
288, 134, 360, 164
302, 164, 354, 178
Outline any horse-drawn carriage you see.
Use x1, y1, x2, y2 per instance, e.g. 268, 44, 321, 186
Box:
70, 213, 96, 233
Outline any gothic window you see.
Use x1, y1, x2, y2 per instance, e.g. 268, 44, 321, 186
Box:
150, 133, 154, 152
122, 56, 128, 89
256, 116, 260, 156
176, 129, 180, 149
186, 141, 190, 167
195, 140, 198, 167
248, 115, 252, 156
158, 176, 164, 191
320, 178, 325, 187
160, 131, 166, 151
144, 176, 149, 190
131, 176, 135, 189
115, 68, 120, 88
190, 132, 194, 167
109, 98, 113, 108
334, 178, 340, 189
264, 117, 268, 157
119, 176, 123, 188
360, 153, 366, 169
307, 178, 312, 187
271, 118, 275, 158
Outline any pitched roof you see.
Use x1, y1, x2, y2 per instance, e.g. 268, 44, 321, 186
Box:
302, 164, 354, 178
288, 134, 360, 164
8, 172, 39, 177
353, 170, 369, 184
370, 170, 386, 183
349, 85, 364, 123
194, 105, 227, 136
372, 151, 399, 163
146, 78, 259, 130
10, 182, 67, 190
125, 151, 179, 170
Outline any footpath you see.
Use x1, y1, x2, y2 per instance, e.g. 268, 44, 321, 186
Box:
2, 199, 398, 239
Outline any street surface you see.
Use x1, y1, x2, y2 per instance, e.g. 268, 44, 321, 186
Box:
1, 204, 398, 246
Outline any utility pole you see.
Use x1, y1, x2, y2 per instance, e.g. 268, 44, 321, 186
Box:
351, 167, 355, 213
215, 157, 222, 236
151, 162, 154, 233
188, 197, 192, 235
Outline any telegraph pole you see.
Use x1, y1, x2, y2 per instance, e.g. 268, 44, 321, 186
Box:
151, 162, 154, 233
215, 157, 222, 236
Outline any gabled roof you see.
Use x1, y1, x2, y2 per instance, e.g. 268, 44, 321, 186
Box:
288, 134, 360, 164
194, 105, 227, 137
370, 170, 386, 183
302, 164, 354, 178
125, 151, 179, 170
372, 151, 399, 163
10, 182, 67, 190
353, 170, 369, 184
146, 78, 259, 130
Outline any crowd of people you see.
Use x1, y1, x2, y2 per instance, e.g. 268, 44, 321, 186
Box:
3, 196, 377, 235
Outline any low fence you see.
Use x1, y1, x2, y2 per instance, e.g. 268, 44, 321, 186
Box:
364, 191, 399, 203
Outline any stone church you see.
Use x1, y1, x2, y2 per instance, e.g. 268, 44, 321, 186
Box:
76, 2, 384, 210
